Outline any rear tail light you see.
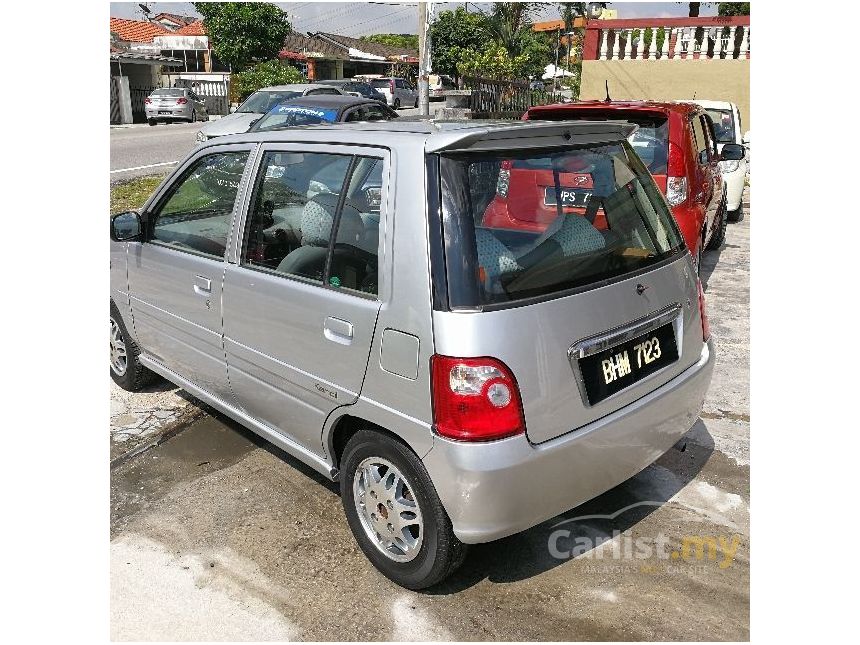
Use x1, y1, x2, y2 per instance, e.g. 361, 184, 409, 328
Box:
390, 79, 395, 92
144, 98, 151, 104
496, 160, 512, 197
697, 279, 710, 341
667, 176, 688, 206
431, 355, 525, 441
176, 97, 188, 105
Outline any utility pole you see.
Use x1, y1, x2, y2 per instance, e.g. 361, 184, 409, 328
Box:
418, 2, 432, 116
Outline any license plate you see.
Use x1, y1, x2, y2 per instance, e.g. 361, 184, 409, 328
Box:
578, 322, 678, 405
158, 110, 172, 115
544, 187, 591, 208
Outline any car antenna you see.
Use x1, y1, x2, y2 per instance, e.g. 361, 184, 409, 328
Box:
604, 80, 611, 103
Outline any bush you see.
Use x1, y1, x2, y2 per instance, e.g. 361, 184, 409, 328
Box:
232, 60, 304, 101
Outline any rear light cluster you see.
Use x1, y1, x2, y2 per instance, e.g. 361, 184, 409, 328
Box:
496, 160, 512, 197
176, 97, 188, 105
666, 176, 687, 206
697, 279, 710, 341
431, 355, 525, 441
389, 79, 395, 92
144, 98, 151, 104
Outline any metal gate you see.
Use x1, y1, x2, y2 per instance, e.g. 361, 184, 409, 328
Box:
130, 86, 155, 123
109, 77, 121, 124
173, 79, 230, 115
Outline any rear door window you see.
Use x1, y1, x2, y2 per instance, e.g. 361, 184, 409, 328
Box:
438, 143, 684, 308
691, 116, 709, 164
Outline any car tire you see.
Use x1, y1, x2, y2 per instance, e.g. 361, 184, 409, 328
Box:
394, 98, 401, 109
414, 97, 419, 108
727, 204, 743, 222
110, 301, 157, 392
148, 119, 157, 126
706, 195, 727, 251
340, 429, 468, 590
190, 109, 196, 123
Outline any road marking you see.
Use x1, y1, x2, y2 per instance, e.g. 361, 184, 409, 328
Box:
110, 161, 178, 174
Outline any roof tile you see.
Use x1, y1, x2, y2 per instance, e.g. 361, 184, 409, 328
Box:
110, 17, 170, 43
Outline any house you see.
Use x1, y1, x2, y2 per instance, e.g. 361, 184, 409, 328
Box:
154, 21, 230, 75
279, 31, 417, 80
153, 12, 198, 31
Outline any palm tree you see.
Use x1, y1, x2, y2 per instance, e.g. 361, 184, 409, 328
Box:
488, 2, 540, 56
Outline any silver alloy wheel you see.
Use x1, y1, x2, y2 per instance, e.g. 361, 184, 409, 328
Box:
353, 456, 423, 563
110, 316, 128, 376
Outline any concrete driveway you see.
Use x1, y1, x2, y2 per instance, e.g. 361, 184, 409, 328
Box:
110, 192, 750, 641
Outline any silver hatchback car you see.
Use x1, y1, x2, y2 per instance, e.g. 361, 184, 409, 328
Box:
145, 87, 208, 125
110, 120, 715, 589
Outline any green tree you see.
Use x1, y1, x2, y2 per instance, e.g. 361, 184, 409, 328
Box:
360, 34, 419, 51
429, 7, 490, 81
457, 44, 528, 81
193, 2, 292, 71
487, 2, 540, 57
718, 2, 750, 16
232, 60, 304, 101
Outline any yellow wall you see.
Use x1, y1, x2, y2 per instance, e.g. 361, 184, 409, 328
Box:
580, 59, 750, 129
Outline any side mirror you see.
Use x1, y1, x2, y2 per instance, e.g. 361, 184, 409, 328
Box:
720, 143, 745, 162
229, 105, 238, 113
110, 211, 142, 242
742, 130, 750, 145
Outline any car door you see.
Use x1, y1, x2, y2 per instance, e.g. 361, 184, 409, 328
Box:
222, 145, 387, 457
689, 114, 718, 238
700, 113, 724, 228
127, 145, 254, 400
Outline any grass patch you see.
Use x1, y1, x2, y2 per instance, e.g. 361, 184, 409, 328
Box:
110, 174, 167, 214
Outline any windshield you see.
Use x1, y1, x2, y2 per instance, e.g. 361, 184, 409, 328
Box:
703, 108, 736, 143
438, 142, 684, 308
371, 79, 390, 89
252, 104, 339, 131
237, 90, 303, 114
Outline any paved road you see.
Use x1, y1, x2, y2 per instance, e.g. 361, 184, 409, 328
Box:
110, 122, 201, 183
110, 191, 750, 640
109, 107, 423, 184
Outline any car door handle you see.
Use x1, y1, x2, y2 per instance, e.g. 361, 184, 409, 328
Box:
324, 317, 354, 345
193, 274, 211, 297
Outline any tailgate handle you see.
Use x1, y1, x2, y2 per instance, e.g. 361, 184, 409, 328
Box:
324, 317, 354, 345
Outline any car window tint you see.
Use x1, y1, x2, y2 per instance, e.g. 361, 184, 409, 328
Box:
690, 117, 709, 165
152, 152, 249, 258
243, 152, 381, 296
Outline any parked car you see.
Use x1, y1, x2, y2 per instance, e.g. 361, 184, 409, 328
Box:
110, 119, 714, 590
195, 84, 345, 143
368, 77, 418, 109
315, 79, 387, 104
145, 87, 208, 126
429, 74, 456, 100
523, 100, 744, 271
685, 99, 749, 220
247, 95, 398, 132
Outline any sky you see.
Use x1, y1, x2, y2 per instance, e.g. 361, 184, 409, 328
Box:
109, 2, 719, 38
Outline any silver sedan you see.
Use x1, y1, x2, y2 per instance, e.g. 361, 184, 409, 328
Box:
145, 88, 208, 126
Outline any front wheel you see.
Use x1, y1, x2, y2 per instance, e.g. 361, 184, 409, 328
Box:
393, 98, 401, 109
340, 429, 467, 589
727, 204, 743, 222
706, 195, 727, 251
110, 302, 157, 391
148, 119, 157, 126
414, 97, 419, 108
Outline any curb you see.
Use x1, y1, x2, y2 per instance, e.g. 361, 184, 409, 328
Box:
110, 403, 206, 469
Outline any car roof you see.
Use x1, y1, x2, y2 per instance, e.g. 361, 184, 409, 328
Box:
204, 118, 636, 153
528, 100, 702, 117
681, 99, 736, 110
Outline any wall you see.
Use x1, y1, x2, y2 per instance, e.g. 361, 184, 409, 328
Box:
580, 59, 750, 129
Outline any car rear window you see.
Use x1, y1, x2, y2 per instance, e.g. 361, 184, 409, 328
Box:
438, 143, 684, 308
151, 88, 184, 97
252, 104, 339, 131
371, 79, 390, 89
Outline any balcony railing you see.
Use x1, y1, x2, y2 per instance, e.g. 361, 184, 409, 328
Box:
582, 16, 750, 61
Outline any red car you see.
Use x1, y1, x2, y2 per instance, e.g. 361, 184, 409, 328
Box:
494, 101, 728, 271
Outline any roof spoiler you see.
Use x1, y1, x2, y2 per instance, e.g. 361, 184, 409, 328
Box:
425, 121, 637, 153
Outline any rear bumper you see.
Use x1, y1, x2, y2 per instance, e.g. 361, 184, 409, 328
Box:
145, 108, 191, 121
422, 338, 715, 544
